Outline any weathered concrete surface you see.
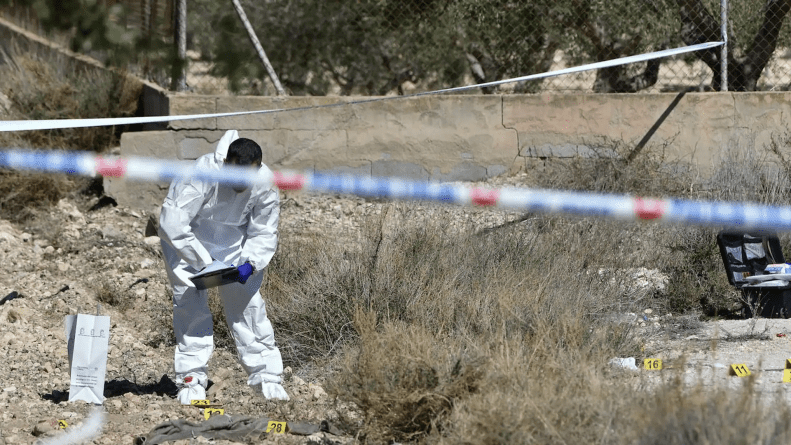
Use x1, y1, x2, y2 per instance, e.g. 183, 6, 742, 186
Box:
502, 92, 791, 170
112, 92, 791, 210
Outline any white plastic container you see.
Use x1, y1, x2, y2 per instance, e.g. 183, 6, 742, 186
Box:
764, 263, 791, 274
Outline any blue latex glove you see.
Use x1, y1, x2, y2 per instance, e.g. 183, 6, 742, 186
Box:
237, 263, 254, 284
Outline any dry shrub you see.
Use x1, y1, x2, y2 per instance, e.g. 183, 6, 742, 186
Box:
268, 206, 646, 442
330, 310, 486, 444
0, 50, 141, 223
0, 170, 83, 222
621, 375, 791, 444
709, 136, 791, 204
530, 137, 696, 197
265, 218, 383, 365
0, 53, 141, 151
268, 128, 791, 442
93, 276, 133, 312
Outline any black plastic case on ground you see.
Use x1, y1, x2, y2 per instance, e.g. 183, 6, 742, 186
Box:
716, 230, 791, 318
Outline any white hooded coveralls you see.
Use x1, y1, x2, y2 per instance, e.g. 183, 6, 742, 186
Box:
158, 130, 283, 390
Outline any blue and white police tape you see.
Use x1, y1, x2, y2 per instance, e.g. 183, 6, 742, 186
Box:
1, 148, 789, 232
0, 42, 722, 132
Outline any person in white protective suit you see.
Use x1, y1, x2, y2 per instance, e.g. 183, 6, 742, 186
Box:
158, 130, 289, 404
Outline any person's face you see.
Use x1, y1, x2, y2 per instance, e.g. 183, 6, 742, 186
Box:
225, 156, 262, 193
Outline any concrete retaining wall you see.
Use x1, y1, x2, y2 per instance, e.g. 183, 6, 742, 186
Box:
111, 91, 791, 211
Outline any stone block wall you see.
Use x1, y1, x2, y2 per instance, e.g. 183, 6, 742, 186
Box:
110, 91, 791, 211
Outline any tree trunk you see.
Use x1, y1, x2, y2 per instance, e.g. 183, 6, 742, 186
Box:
592, 45, 663, 93
676, 0, 791, 91
568, 2, 662, 93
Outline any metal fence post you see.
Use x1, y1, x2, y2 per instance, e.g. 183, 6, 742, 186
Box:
175, 0, 187, 91
231, 0, 287, 96
720, 0, 728, 91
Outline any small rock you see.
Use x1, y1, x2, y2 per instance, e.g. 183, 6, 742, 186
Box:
144, 236, 160, 246
292, 376, 306, 386
7, 309, 23, 323
309, 383, 327, 400
57, 200, 85, 223
644, 309, 653, 315
56, 262, 70, 272
32, 420, 57, 437
101, 225, 123, 239
2, 332, 16, 346
140, 258, 155, 268
609, 357, 639, 371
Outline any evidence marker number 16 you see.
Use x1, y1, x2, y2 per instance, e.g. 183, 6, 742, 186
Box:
643, 359, 662, 370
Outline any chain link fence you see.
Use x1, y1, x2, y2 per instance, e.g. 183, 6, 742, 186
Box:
1, 0, 789, 95
182, 0, 791, 95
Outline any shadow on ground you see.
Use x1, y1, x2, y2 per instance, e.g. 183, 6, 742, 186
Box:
41, 374, 178, 404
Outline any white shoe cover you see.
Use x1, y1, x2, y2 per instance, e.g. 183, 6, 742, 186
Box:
177, 380, 206, 405
261, 382, 290, 401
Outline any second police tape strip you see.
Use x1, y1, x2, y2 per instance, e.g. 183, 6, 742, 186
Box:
0, 148, 788, 232
0, 42, 722, 132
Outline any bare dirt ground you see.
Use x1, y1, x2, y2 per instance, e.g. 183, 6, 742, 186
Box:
1, 173, 791, 444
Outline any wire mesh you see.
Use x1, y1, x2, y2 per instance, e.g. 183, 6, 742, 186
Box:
181, 0, 790, 95
0, 0, 789, 94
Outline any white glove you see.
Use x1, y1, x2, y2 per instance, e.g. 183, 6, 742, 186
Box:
261, 382, 290, 401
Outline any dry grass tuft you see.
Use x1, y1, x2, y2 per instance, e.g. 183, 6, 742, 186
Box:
0, 49, 142, 223
0, 170, 76, 221
0, 53, 141, 151
622, 374, 791, 444
529, 137, 695, 197
93, 276, 133, 312
329, 310, 485, 444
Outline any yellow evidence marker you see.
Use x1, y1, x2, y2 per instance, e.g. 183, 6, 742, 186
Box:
643, 358, 662, 370
783, 369, 791, 383
266, 420, 288, 434
190, 399, 212, 407
58, 420, 68, 429
204, 408, 225, 420
729, 364, 751, 377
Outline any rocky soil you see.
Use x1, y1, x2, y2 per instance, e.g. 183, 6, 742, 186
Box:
1, 172, 790, 444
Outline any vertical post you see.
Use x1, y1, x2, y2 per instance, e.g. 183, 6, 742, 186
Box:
231, 0, 287, 96
720, 0, 728, 91
142, 0, 151, 38
174, 0, 187, 91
